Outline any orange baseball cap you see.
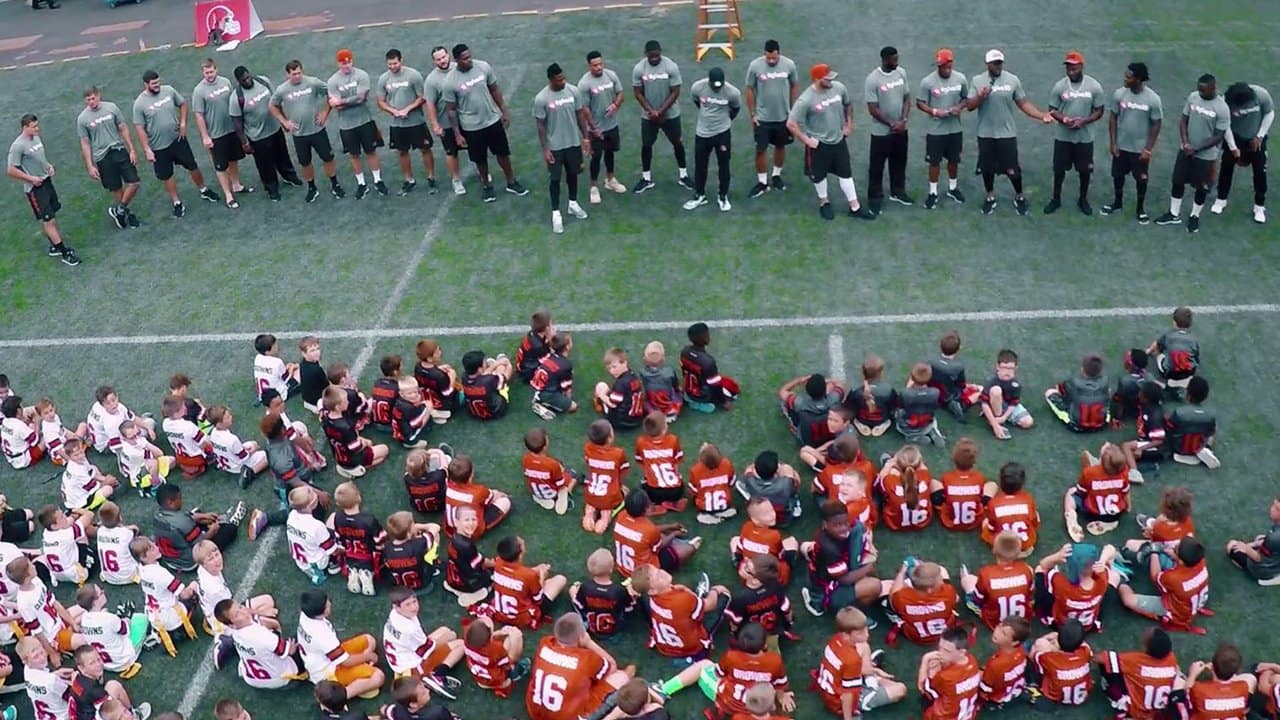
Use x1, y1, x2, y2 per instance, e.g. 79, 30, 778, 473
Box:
336, 48, 354, 63
809, 63, 837, 82
1064, 50, 1084, 65
935, 48, 954, 65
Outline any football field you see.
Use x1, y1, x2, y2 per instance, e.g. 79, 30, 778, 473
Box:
1, 1, 1279, 719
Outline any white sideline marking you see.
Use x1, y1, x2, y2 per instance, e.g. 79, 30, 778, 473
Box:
9, 304, 1280, 351
175, 65, 529, 719
827, 333, 845, 381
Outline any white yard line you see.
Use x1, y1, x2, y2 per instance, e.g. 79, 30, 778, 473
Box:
827, 333, 846, 381
175, 66, 529, 720
8, 303, 1280, 351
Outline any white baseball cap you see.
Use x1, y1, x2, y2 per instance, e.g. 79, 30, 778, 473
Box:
984, 49, 1005, 64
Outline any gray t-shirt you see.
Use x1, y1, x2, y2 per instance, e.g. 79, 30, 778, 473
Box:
532, 83, 585, 151
191, 76, 236, 139
1049, 74, 1105, 143
1183, 91, 1231, 160
972, 70, 1027, 139
788, 82, 850, 145
8, 134, 52, 193
918, 69, 969, 135
632, 56, 683, 120
1230, 84, 1274, 140
577, 68, 624, 132
271, 76, 329, 137
326, 68, 373, 131
132, 85, 186, 151
424, 65, 454, 131
442, 59, 502, 132
744, 55, 797, 123
76, 102, 128, 161
1110, 86, 1163, 153
229, 78, 281, 142
864, 66, 910, 136
690, 78, 741, 137
376, 66, 426, 128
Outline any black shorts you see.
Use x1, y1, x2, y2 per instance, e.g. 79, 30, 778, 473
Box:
644, 485, 685, 505
210, 133, 246, 171
592, 127, 622, 154
754, 121, 793, 150
925, 132, 963, 165
657, 544, 682, 572
339, 121, 383, 156
95, 147, 140, 192
806, 140, 852, 181
1, 508, 31, 544
641, 116, 683, 147
390, 124, 430, 151
1053, 140, 1094, 173
1111, 150, 1150, 179
462, 120, 512, 164
1171, 153, 1214, 188
548, 146, 584, 179
152, 137, 199, 181
439, 128, 460, 157
293, 130, 335, 166
977, 137, 1020, 174
26, 180, 60, 222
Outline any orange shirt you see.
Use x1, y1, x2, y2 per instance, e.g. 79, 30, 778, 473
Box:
922, 652, 982, 720
937, 468, 987, 531
689, 456, 735, 513
525, 636, 610, 720
971, 560, 1034, 630
879, 469, 933, 531
611, 512, 660, 578
813, 457, 875, 498
582, 442, 629, 510
979, 646, 1028, 704
465, 634, 514, 690
843, 495, 878, 530
1189, 678, 1252, 719
1096, 650, 1180, 720
445, 480, 493, 537
490, 558, 545, 628
635, 432, 684, 489
1076, 464, 1130, 516
982, 490, 1040, 552
1035, 644, 1094, 705
715, 648, 789, 714
522, 451, 571, 502
645, 586, 710, 658
815, 633, 863, 713
1155, 559, 1209, 629
1150, 516, 1196, 544
732, 520, 791, 586
1048, 567, 1108, 630
888, 583, 957, 644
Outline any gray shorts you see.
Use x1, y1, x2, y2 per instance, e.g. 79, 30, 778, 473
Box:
1128, 593, 1165, 617
861, 675, 895, 711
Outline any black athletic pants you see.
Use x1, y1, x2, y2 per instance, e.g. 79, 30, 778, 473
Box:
868, 132, 908, 201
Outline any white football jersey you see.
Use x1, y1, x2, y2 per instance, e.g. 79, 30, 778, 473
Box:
139, 563, 184, 631
114, 436, 151, 482
0, 417, 38, 468
96, 525, 139, 585
162, 417, 207, 458
254, 354, 289, 399
208, 427, 250, 472
39, 414, 67, 457
25, 666, 72, 720
0, 542, 24, 602
61, 459, 102, 509
41, 522, 86, 584
85, 400, 135, 453
196, 566, 232, 621
297, 612, 346, 680
383, 609, 430, 675
80, 609, 140, 671
285, 510, 337, 572
229, 621, 299, 689
16, 578, 65, 640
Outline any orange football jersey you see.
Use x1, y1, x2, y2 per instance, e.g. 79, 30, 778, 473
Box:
879, 469, 933, 531
1189, 679, 1253, 720
635, 432, 684, 489
1035, 644, 1094, 705
922, 652, 982, 720
889, 583, 958, 644
815, 632, 863, 713
522, 451, 571, 503
646, 586, 710, 658
813, 457, 875, 498
1076, 464, 1130, 516
715, 648, 789, 714
982, 490, 1040, 553
843, 495, 878, 530
1096, 650, 1180, 720
1155, 559, 1209, 629
1150, 516, 1196, 544
937, 468, 987, 531
971, 560, 1034, 629
465, 634, 514, 691
490, 558, 545, 628
1048, 567, 1108, 630
689, 456, 735, 513
732, 520, 791, 586
526, 636, 610, 720
445, 480, 493, 537
611, 512, 660, 578
582, 441, 629, 510
979, 646, 1028, 704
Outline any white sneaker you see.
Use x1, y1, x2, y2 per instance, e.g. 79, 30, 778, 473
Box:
1128, 467, 1145, 485
567, 201, 588, 219
335, 464, 366, 479
551, 210, 564, 234
589, 186, 602, 204
683, 195, 707, 210
1196, 447, 1221, 469
605, 177, 627, 193
452, 178, 466, 195
347, 568, 361, 594
1255, 205, 1268, 224
429, 409, 451, 424
717, 195, 731, 212
359, 568, 376, 596
134, 702, 153, 720
1210, 198, 1228, 215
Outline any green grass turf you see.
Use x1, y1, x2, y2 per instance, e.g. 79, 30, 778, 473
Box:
0, 0, 1279, 718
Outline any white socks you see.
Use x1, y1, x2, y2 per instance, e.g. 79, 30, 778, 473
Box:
929, 181, 938, 194
371, 169, 382, 182
838, 177, 858, 205
355, 173, 366, 186
678, 167, 688, 178
642, 170, 652, 181
1190, 203, 1203, 218
949, 177, 958, 190
813, 178, 829, 200
1170, 197, 1183, 215
771, 165, 783, 177
757, 172, 767, 184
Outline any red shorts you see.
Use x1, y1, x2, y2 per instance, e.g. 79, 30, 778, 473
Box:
175, 451, 207, 475
341, 446, 375, 469
645, 389, 683, 415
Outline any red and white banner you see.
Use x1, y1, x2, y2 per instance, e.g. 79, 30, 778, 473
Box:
193, 0, 265, 47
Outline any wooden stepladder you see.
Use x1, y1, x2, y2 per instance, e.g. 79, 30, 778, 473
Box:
695, 0, 743, 62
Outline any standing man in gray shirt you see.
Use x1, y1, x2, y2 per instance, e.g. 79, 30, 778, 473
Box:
578, 50, 627, 204
744, 39, 798, 198
965, 49, 1053, 216
230, 65, 301, 202
631, 40, 692, 194
1103, 62, 1162, 223
1154, 74, 1234, 233
1046, 51, 1105, 215
864, 46, 913, 214
328, 49, 387, 199
76, 86, 141, 229
533, 63, 593, 234
270, 59, 345, 202
193, 58, 251, 209
8, 115, 79, 266
377, 48, 433, 196
444, 43, 528, 203
917, 48, 969, 209
786, 62, 876, 221
683, 67, 741, 212
424, 46, 466, 196
133, 70, 219, 218
1214, 81, 1273, 223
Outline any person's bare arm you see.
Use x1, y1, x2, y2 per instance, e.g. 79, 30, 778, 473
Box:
656, 86, 681, 117
1015, 97, 1052, 122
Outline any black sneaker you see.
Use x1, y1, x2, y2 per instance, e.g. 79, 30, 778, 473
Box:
172, 202, 185, 218
109, 205, 127, 229
924, 193, 939, 210
849, 206, 877, 220
1014, 196, 1029, 216
374, 180, 389, 196
947, 187, 966, 204
399, 180, 416, 196
126, 210, 140, 227
748, 182, 769, 198
1187, 215, 1200, 233
770, 175, 786, 191
59, 246, 81, 267
426, 177, 438, 194
889, 191, 914, 206
868, 198, 883, 216
267, 189, 281, 202
677, 175, 695, 190
47, 243, 62, 257
282, 175, 304, 187
981, 198, 997, 215
482, 185, 497, 203
331, 183, 346, 200
1136, 210, 1151, 224
1100, 202, 1122, 216
818, 202, 835, 220
1077, 199, 1093, 216
199, 187, 220, 203
505, 180, 529, 196
1043, 198, 1061, 214
355, 183, 369, 200
1153, 212, 1180, 225
305, 186, 320, 203
632, 177, 655, 194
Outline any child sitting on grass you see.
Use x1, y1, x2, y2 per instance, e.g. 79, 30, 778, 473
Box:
522, 427, 577, 515
403, 446, 451, 515
253, 333, 300, 403
980, 349, 1034, 440
636, 411, 686, 514
114, 418, 170, 498
594, 348, 646, 429
582, 420, 629, 534
569, 548, 636, 640
680, 322, 739, 412
206, 406, 268, 489
688, 442, 736, 525
640, 341, 683, 421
